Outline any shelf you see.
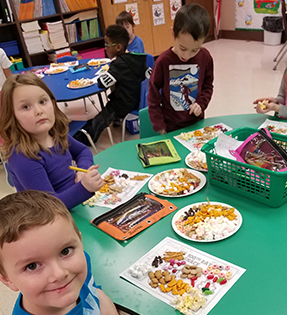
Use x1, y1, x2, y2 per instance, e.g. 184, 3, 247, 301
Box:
0, 22, 16, 27
62, 7, 99, 16
29, 49, 55, 57
18, 14, 61, 24
70, 37, 104, 47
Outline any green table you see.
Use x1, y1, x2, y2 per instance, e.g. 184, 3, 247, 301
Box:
71, 114, 287, 315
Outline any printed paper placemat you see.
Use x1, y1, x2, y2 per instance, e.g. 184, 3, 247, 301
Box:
258, 118, 287, 135
120, 237, 245, 315
174, 123, 232, 152
83, 167, 153, 209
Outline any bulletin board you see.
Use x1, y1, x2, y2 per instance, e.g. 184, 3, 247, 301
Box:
235, 0, 282, 30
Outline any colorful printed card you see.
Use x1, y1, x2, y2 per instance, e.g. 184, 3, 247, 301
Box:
120, 237, 245, 315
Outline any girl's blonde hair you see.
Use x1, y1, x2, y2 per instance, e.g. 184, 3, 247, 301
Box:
0, 72, 69, 160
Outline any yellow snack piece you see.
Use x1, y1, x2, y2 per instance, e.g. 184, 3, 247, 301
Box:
160, 284, 166, 292
168, 279, 177, 287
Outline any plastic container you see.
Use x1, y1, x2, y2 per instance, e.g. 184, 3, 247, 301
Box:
126, 113, 139, 135
0, 40, 20, 56
262, 16, 283, 46
264, 30, 282, 46
201, 127, 287, 207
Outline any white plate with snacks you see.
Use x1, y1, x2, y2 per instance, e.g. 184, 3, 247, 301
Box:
185, 150, 207, 172
67, 78, 96, 89
87, 58, 111, 66
50, 61, 78, 67
44, 67, 68, 75
172, 201, 242, 242
148, 168, 206, 197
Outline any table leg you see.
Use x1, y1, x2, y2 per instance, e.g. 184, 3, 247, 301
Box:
83, 98, 88, 115
98, 92, 114, 146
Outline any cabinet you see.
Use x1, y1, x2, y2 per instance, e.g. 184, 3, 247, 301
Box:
99, 0, 182, 57
0, 0, 106, 67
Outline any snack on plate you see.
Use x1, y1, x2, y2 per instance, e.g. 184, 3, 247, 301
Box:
88, 58, 110, 66
45, 67, 67, 74
178, 125, 229, 142
68, 78, 94, 89
175, 201, 239, 241
149, 168, 201, 196
101, 64, 109, 71
186, 150, 207, 172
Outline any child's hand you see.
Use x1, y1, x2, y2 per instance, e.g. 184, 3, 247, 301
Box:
254, 101, 279, 114
75, 171, 85, 184
253, 97, 277, 105
81, 165, 103, 193
158, 129, 166, 135
189, 102, 202, 116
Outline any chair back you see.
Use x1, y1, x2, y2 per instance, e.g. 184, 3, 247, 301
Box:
68, 121, 87, 136
138, 107, 158, 138
57, 56, 77, 63
139, 78, 149, 110
146, 53, 154, 68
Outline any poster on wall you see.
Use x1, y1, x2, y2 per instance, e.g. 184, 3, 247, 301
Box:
126, 3, 140, 25
170, 0, 181, 20
235, 0, 281, 30
152, 3, 165, 26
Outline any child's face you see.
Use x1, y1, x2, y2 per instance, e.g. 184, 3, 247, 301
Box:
105, 35, 121, 59
13, 84, 55, 141
0, 216, 87, 315
172, 31, 205, 62
123, 22, 134, 40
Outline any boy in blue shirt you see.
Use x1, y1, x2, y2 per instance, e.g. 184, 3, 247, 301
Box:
116, 11, 145, 53
0, 190, 118, 315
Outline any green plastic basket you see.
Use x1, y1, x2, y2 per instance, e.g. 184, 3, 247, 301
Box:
201, 127, 287, 207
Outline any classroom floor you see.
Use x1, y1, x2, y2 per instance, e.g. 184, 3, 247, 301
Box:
0, 38, 286, 314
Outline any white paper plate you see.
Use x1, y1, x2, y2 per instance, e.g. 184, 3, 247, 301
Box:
172, 201, 242, 242
88, 58, 111, 66
67, 81, 96, 89
44, 67, 68, 74
185, 151, 207, 172
148, 168, 206, 197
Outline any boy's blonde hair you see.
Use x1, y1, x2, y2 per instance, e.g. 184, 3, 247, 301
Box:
0, 190, 80, 276
0, 72, 70, 160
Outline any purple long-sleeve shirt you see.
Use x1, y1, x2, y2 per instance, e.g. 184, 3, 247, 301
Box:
8, 135, 94, 210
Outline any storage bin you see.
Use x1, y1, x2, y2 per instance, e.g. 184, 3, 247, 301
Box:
0, 40, 20, 56
126, 113, 139, 135
201, 127, 287, 207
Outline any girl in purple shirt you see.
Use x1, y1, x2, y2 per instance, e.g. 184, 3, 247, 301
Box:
0, 73, 103, 210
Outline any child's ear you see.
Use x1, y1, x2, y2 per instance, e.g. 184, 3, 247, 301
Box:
0, 273, 19, 292
117, 43, 124, 53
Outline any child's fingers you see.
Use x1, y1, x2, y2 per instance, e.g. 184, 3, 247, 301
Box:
88, 164, 99, 171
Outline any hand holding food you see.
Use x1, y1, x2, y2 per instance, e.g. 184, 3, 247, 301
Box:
81, 165, 103, 192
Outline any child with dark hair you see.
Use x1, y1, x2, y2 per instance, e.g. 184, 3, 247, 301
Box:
116, 11, 145, 53
74, 25, 150, 144
148, 4, 214, 134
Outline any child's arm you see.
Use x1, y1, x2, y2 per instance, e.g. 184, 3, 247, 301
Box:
193, 53, 214, 114
97, 289, 119, 315
148, 60, 166, 132
8, 152, 98, 210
